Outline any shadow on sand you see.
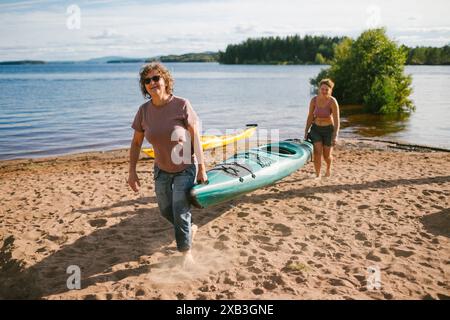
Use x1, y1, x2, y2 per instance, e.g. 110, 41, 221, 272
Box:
1, 175, 449, 299
1, 198, 232, 299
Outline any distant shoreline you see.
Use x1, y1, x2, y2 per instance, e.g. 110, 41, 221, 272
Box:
0, 60, 46, 65
1, 58, 449, 66
2, 46, 450, 66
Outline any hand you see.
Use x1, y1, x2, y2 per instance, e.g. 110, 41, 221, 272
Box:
332, 136, 338, 146
128, 171, 141, 192
304, 133, 308, 141
196, 167, 208, 184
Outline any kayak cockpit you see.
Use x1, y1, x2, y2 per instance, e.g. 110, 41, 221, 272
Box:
258, 145, 298, 156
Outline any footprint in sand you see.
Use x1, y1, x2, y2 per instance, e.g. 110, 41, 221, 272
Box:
135, 288, 146, 297
263, 281, 277, 290
246, 256, 257, 266
366, 251, 382, 262
252, 288, 264, 295
355, 232, 368, 241
89, 219, 107, 228
213, 241, 228, 250
260, 244, 278, 252
252, 235, 271, 243
208, 225, 224, 239
297, 204, 312, 212
392, 248, 415, 258
271, 223, 292, 237
248, 266, 263, 275
218, 234, 230, 242
261, 210, 273, 217
237, 211, 250, 218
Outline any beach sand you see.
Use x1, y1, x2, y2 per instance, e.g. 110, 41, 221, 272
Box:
0, 139, 449, 300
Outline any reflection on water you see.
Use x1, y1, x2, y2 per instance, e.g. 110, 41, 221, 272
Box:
340, 105, 411, 137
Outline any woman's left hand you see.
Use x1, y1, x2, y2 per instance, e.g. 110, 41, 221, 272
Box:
197, 166, 208, 184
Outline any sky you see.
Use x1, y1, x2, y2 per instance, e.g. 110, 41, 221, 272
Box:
0, 0, 449, 61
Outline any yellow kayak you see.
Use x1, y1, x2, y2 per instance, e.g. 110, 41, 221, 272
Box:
142, 125, 257, 158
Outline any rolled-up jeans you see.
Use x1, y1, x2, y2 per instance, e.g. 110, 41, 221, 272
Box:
154, 163, 197, 252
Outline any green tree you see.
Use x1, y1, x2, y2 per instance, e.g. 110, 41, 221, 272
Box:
311, 28, 414, 114
314, 53, 326, 64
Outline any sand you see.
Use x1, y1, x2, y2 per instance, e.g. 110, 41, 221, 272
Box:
0, 139, 449, 300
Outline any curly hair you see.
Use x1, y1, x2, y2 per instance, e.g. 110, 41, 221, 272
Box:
139, 62, 174, 99
319, 78, 335, 89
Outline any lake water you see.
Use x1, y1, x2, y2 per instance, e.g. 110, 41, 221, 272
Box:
0, 63, 449, 160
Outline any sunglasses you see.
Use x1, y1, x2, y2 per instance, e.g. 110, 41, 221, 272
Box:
144, 75, 161, 85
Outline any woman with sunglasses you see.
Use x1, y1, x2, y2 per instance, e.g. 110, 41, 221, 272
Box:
304, 78, 340, 178
128, 62, 207, 268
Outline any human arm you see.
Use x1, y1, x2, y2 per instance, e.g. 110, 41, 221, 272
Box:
128, 130, 145, 192
188, 122, 207, 183
304, 99, 315, 140
331, 99, 340, 145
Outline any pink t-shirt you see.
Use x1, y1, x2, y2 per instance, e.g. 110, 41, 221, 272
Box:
132, 95, 199, 173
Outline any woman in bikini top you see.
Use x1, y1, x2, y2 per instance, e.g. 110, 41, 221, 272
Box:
304, 78, 340, 178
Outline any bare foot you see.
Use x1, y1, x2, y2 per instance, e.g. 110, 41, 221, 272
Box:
325, 170, 331, 177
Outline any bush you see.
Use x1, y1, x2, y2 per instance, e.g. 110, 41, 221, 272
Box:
311, 28, 415, 114
363, 76, 397, 113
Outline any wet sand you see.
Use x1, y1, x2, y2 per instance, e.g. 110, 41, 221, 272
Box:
0, 139, 449, 300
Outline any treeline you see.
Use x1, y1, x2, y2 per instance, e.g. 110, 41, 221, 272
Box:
159, 52, 219, 63
218, 35, 345, 65
404, 45, 450, 65
219, 35, 450, 65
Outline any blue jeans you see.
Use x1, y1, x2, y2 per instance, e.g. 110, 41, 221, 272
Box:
154, 163, 197, 252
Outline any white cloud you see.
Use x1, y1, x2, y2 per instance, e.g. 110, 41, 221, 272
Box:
90, 28, 128, 40
0, 0, 449, 61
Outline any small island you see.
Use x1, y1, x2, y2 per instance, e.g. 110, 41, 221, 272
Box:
106, 52, 219, 64
0, 60, 46, 65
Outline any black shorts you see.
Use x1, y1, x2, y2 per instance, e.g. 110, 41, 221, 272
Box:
308, 124, 334, 147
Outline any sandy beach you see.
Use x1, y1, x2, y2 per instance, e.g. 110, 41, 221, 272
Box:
0, 138, 449, 300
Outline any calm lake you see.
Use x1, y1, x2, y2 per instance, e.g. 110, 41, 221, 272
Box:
0, 62, 449, 160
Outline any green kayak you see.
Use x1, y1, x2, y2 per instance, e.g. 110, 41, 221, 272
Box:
190, 139, 313, 208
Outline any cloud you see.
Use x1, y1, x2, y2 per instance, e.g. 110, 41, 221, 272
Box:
1, 0, 450, 60
0, 0, 58, 10
90, 28, 128, 40
396, 26, 450, 33
234, 23, 257, 34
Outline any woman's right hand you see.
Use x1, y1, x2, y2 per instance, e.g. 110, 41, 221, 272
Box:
128, 171, 141, 192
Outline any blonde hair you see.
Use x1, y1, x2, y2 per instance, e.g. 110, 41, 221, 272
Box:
319, 78, 335, 89
139, 62, 174, 99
